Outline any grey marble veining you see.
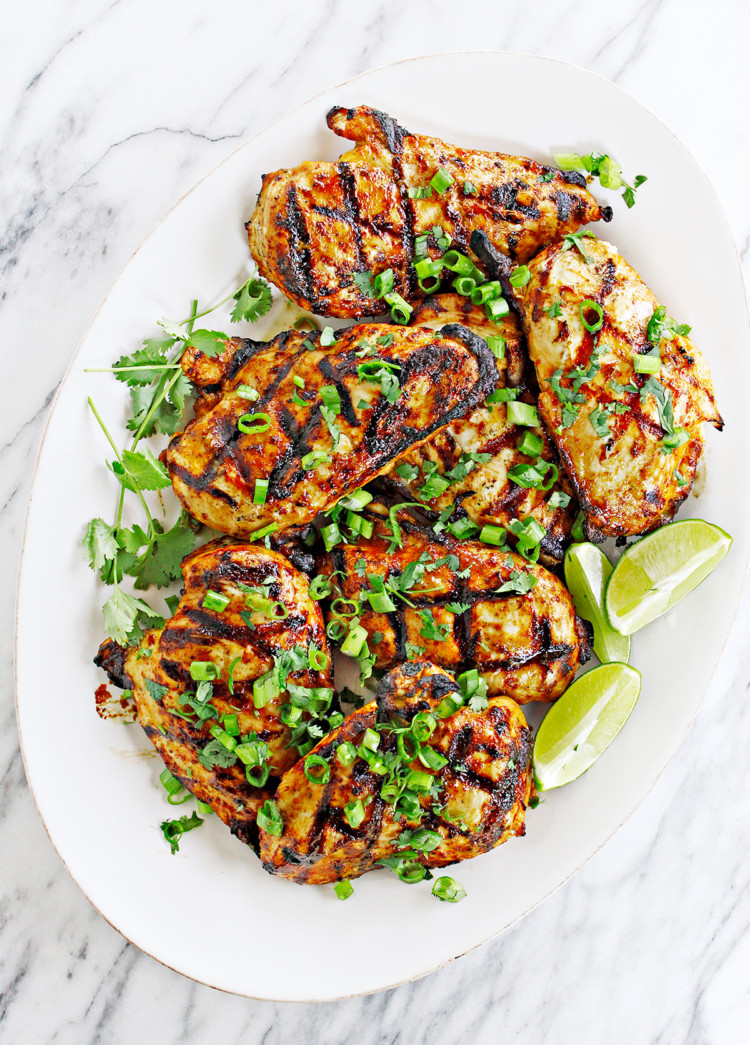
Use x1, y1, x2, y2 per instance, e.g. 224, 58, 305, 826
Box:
3, 2, 750, 1042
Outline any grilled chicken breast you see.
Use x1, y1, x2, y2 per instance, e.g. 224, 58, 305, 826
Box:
319, 504, 590, 704
165, 323, 497, 539
124, 542, 335, 846
260, 660, 532, 884
247, 104, 612, 318
473, 232, 722, 540
381, 294, 576, 562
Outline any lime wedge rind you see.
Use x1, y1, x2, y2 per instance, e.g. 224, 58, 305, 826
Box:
604, 520, 732, 636
533, 663, 641, 791
564, 542, 631, 664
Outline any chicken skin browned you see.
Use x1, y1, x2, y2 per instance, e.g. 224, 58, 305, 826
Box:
260, 660, 532, 884
381, 295, 576, 562
318, 504, 591, 705
165, 323, 497, 539
123, 542, 336, 846
247, 105, 612, 318
473, 232, 722, 540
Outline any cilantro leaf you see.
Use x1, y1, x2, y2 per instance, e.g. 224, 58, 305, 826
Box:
561, 230, 596, 264
109, 448, 171, 492
144, 678, 168, 703
353, 271, 375, 297
498, 571, 537, 595
468, 693, 489, 712
231, 277, 273, 323
102, 588, 164, 645
83, 518, 118, 573
446, 601, 470, 615
198, 739, 238, 770
128, 513, 196, 590
112, 339, 176, 386
185, 329, 228, 358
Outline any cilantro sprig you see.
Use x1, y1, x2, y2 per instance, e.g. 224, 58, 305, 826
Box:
84, 273, 274, 646
553, 151, 647, 209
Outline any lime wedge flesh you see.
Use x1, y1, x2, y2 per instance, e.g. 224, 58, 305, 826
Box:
564, 543, 631, 664
604, 519, 732, 636
533, 663, 641, 790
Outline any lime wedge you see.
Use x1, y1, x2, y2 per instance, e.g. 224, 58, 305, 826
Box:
533, 663, 640, 790
564, 543, 631, 664
604, 519, 732, 636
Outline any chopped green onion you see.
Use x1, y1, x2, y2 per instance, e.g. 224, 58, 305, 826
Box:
190, 661, 219, 681
334, 880, 354, 900
320, 326, 337, 347
159, 768, 184, 797
486, 335, 505, 360
384, 291, 413, 324
321, 522, 342, 552
237, 412, 271, 435
336, 742, 357, 767
346, 511, 374, 539
257, 799, 284, 837
453, 275, 477, 297
235, 383, 259, 400
471, 281, 504, 305
330, 597, 359, 618
463, 180, 478, 195
340, 624, 368, 657
248, 522, 278, 542
414, 257, 444, 280
442, 250, 481, 279
202, 589, 230, 613
436, 692, 463, 718
408, 185, 433, 199
507, 401, 540, 427
430, 167, 454, 194
479, 524, 507, 547
548, 490, 571, 509
326, 619, 347, 643
304, 753, 330, 785
432, 876, 467, 903
301, 450, 330, 471
344, 798, 367, 829
446, 516, 479, 540
245, 763, 270, 787
485, 297, 510, 321
252, 670, 280, 709
293, 375, 305, 388
309, 574, 334, 600
339, 487, 373, 511
418, 746, 448, 770
518, 431, 543, 457
509, 265, 531, 288
309, 648, 329, 672
253, 478, 269, 505
411, 712, 436, 742
360, 728, 380, 753
222, 713, 240, 736
367, 590, 397, 613
209, 724, 237, 751
196, 801, 214, 816
227, 654, 242, 695
405, 769, 433, 794
579, 299, 604, 332
373, 269, 395, 298
634, 353, 661, 374
396, 731, 420, 763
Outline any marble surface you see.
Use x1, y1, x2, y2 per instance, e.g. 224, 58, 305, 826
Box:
3, 2, 750, 1042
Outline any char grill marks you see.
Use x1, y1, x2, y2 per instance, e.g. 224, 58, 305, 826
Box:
125, 543, 334, 840
164, 322, 498, 540
319, 505, 590, 705
381, 295, 577, 562
260, 661, 532, 885
247, 104, 611, 318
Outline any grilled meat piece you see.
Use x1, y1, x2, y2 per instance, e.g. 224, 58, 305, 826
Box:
476, 233, 722, 539
381, 294, 576, 562
260, 660, 532, 884
165, 322, 497, 539
125, 542, 335, 847
247, 104, 612, 318
319, 504, 590, 704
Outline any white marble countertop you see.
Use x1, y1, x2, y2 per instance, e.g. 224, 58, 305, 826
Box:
3, 2, 750, 1042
